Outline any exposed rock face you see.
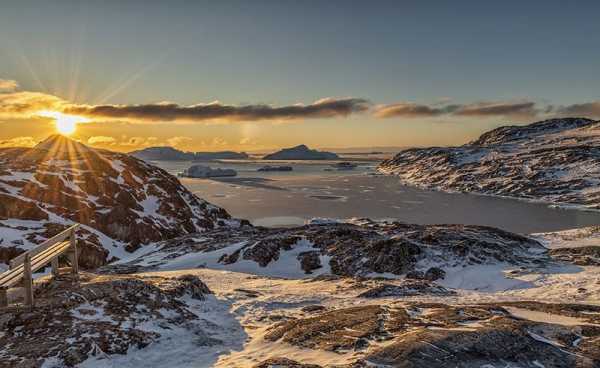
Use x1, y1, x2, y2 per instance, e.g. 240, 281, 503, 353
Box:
0, 272, 214, 368
0, 135, 233, 269
253, 358, 322, 368
263, 144, 339, 160
549, 246, 600, 266
113, 220, 548, 278
378, 118, 600, 210
357, 280, 455, 298
263, 302, 600, 367
129, 146, 249, 161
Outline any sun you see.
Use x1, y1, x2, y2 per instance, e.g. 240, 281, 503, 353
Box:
56, 118, 77, 135
38, 110, 90, 135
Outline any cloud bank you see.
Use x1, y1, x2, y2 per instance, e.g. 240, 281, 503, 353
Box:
374, 101, 539, 120
64, 97, 370, 123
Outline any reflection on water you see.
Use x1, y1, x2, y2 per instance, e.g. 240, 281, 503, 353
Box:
153, 160, 600, 233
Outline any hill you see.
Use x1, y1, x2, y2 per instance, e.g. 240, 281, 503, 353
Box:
378, 118, 600, 210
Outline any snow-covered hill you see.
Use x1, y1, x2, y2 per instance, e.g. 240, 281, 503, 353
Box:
109, 219, 548, 285
0, 135, 234, 269
378, 118, 600, 210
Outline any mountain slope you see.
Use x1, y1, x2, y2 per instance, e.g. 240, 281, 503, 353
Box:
0, 135, 234, 269
378, 118, 600, 210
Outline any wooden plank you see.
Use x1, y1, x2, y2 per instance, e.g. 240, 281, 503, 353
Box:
0, 241, 71, 289
0, 288, 7, 307
31, 241, 71, 272
10, 224, 80, 269
51, 258, 60, 277
22, 254, 33, 307
70, 229, 79, 275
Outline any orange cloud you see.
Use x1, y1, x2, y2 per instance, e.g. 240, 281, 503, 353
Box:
0, 136, 37, 147
0, 79, 18, 92
87, 136, 117, 145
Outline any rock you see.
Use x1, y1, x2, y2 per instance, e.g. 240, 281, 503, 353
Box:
405, 270, 425, 279
297, 251, 322, 274
549, 246, 600, 266
301, 305, 326, 313
358, 280, 455, 298
378, 118, 600, 210
116, 221, 549, 278
424, 267, 446, 281
264, 305, 408, 352
264, 301, 600, 368
0, 135, 233, 270
253, 358, 322, 368
0, 272, 214, 368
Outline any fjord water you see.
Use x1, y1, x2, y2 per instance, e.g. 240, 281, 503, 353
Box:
156, 159, 600, 233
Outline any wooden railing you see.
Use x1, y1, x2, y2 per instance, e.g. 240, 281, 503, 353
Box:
0, 224, 80, 308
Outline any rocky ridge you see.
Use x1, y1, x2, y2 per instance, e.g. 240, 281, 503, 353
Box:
0, 135, 234, 269
378, 118, 600, 210
109, 220, 549, 279
259, 301, 600, 367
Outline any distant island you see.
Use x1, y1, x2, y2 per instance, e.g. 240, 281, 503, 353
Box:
263, 144, 339, 160
129, 146, 249, 161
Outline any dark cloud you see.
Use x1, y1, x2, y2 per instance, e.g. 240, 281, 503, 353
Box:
555, 101, 600, 119
64, 98, 370, 123
375, 101, 538, 120
373, 102, 460, 118
454, 102, 537, 118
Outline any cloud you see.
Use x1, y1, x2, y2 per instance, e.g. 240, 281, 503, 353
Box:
0, 136, 37, 147
374, 100, 538, 120
0, 91, 66, 118
87, 136, 117, 145
0, 79, 18, 92
63, 97, 370, 123
453, 101, 537, 118
555, 101, 600, 119
373, 102, 459, 118
166, 136, 192, 147
121, 136, 160, 147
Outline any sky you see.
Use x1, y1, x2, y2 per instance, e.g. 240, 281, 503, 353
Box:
1, 0, 600, 152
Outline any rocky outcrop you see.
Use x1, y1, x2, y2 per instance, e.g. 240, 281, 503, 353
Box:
357, 280, 455, 298
0, 272, 213, 368
378, 118, 600, 210
263, 302, 600, 367
263, 145, 338, 160
0, 135, 233, 269
113, 220, 548, 278
549, 246, 600, 266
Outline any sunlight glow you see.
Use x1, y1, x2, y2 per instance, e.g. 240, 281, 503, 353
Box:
38, 110, 90, 135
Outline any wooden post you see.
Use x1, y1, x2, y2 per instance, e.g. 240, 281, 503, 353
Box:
51, 257, 60, 278
69, 229, 79, 276
23, 253, 34, 307
0, 288, 7, 308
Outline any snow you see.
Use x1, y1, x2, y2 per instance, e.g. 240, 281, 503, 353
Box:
141, 238, 331, 279
506, 307, 595, 326
436, 264, 534, 292
78, 295, 247, 368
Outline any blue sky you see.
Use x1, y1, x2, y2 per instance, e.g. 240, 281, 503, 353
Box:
1, 0, 599, 150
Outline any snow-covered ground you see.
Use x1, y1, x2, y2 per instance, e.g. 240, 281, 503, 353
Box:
65, 225, 600, 367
